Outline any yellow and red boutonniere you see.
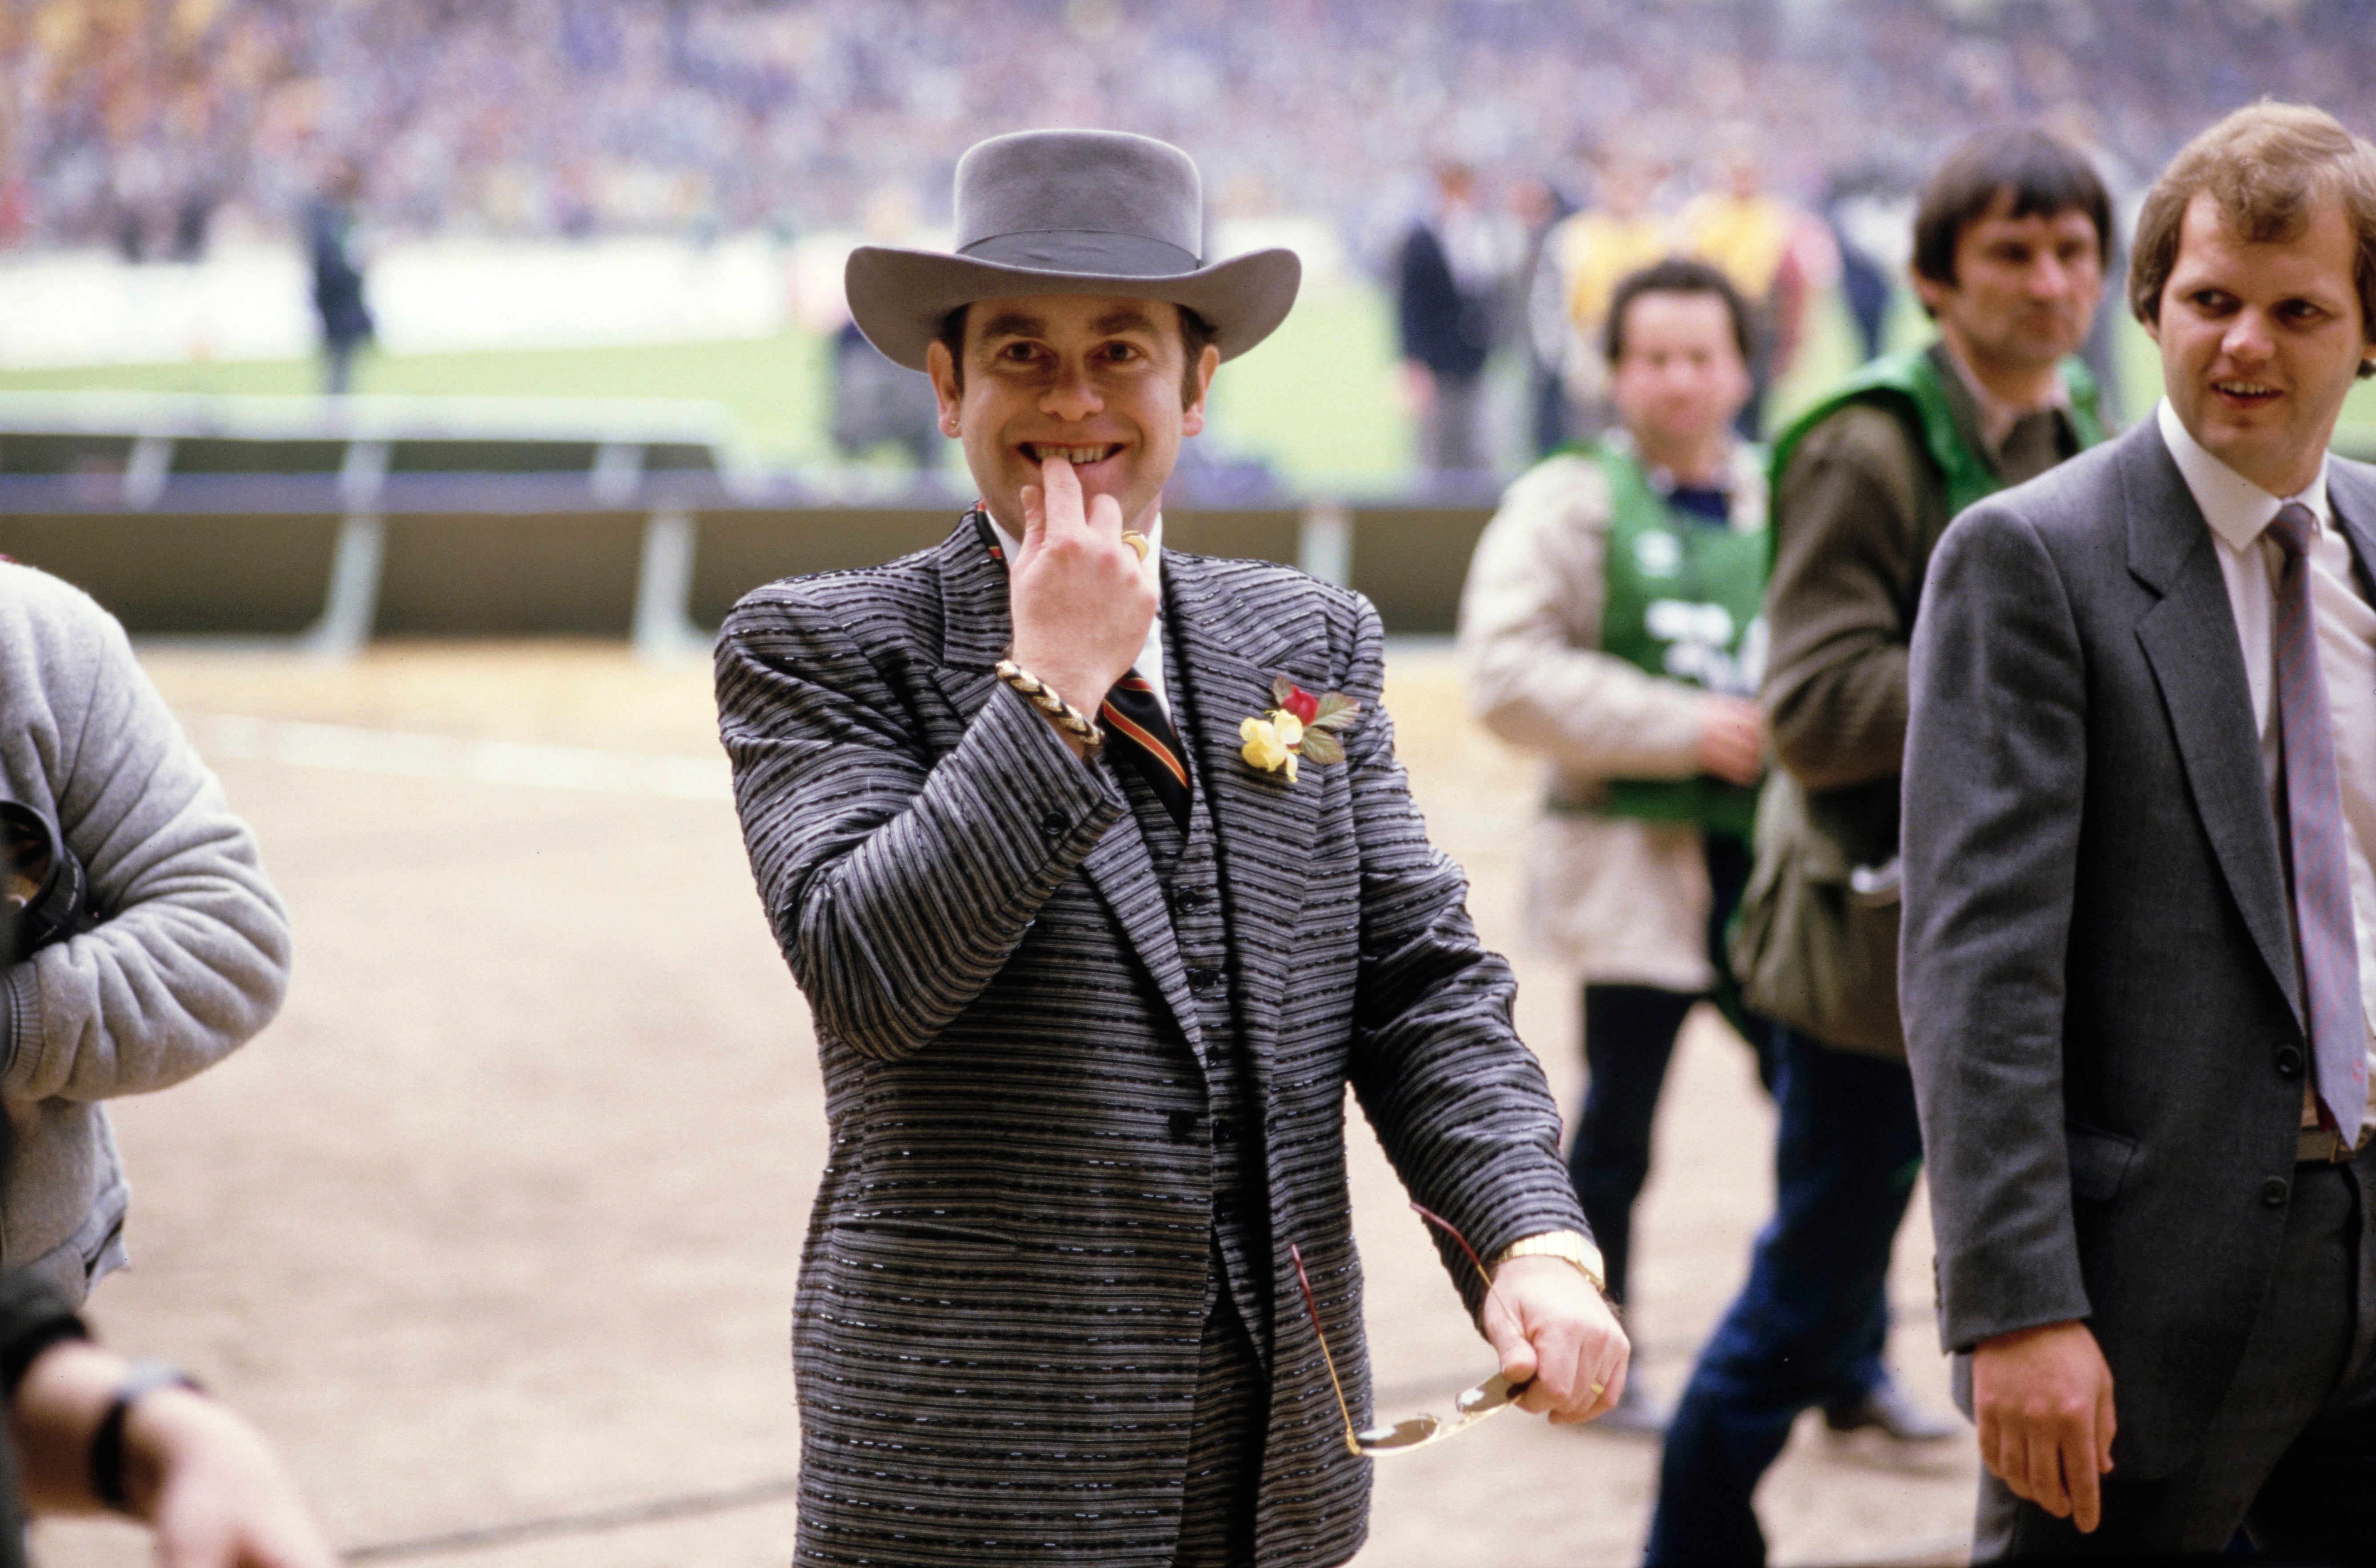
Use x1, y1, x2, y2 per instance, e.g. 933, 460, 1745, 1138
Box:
1240, 677, 1360, 784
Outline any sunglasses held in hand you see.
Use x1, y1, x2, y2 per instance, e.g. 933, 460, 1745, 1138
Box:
1290, 1204, 1529, 1457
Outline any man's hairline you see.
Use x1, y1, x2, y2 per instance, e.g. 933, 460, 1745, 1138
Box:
1607, 285, 1748, 372
2147, 184, 2376, 358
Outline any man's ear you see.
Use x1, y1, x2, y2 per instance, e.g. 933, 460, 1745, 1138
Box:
1909, 265, 1950, 320
1181, 343, 1221, 437
925, 340, 964, 435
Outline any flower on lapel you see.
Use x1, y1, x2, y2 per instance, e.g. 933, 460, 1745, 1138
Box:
1240, 676, 1360, 784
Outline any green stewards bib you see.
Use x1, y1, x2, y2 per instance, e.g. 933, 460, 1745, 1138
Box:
1591, 443, 1769, 838
1768, 347, 2108, 531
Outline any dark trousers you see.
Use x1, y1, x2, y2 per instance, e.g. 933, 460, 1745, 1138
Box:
1642, 1027, 1926, 1566
1974, 1160, 2376, 1560
1567, 834, 1774, 1307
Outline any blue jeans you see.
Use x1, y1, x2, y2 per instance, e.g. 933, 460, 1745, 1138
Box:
1643, 1026, 1927, 1566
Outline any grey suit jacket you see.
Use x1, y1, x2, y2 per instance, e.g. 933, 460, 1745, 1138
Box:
1902, 417, 2376, 1478
717, 521, 1581, 1566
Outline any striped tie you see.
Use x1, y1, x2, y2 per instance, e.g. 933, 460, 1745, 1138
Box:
2268, 501, 2368, 1145
1103, 672, 1192, 832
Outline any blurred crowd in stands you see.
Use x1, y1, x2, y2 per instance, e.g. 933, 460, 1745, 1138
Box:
9, 0, 2372, 259
6, 0, 2371, 453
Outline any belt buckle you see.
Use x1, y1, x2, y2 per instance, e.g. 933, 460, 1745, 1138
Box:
2299, 1125, 2373, 1164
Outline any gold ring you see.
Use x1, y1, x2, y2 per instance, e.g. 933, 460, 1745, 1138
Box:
1588, 1381, 1606, 1396
1122, 530, 1150, 562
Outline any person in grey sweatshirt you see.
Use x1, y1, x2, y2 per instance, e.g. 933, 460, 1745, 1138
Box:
0, 563, 290, 1300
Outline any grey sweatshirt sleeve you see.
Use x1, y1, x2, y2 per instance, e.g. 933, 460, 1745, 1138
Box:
1, 570, 291, 1103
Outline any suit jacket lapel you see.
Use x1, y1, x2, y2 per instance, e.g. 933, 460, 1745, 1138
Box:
1166, 555, 1323, 1086
930, 517, 1205, 1047
2327, 461, 2376, 605
2124, 423, 2303, 1022
929, 517, 1013, 726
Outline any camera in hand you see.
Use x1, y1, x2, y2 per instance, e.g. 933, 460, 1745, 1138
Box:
0, 800, 94, 962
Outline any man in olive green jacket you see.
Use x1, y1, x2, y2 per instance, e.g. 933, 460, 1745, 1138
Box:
1646, 128, 2113, 1565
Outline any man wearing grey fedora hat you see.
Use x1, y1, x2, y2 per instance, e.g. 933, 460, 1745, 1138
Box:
716, 128, 1626, 1567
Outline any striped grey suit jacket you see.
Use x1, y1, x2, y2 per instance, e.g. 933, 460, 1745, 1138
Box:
717, 520, 1583, 1566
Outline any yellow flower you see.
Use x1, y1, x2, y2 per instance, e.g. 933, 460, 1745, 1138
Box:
1241, 714, 1291, 774
1272, 710, 1304, 748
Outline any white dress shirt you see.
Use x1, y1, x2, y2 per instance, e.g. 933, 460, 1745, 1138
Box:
2159, 398, 2376, 1121
985, 512, 1173, 722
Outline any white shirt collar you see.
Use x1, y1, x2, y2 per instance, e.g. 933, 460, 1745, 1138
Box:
2156, 397, 2332, 551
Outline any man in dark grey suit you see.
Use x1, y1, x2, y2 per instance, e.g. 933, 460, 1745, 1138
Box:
1903, 102, 2376, 1556
717, 130, 1628, 1568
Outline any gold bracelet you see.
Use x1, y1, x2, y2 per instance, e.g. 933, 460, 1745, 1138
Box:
1492, 1230, 1608, 1294
995, 660, 1105, 752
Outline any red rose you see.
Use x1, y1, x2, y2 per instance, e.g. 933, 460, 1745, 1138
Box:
1282, 685, 1319, 725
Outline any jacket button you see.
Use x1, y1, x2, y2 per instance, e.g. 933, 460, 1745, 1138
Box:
1167, 1110, 1199, 1142
1037, 811, 1069, 839
2262, 1177, 2291, 1208
1214, 1117, 1238, 1145
1171, 885, 1204, 911
1187, 966, 1221, 991
2277, 1046, 2306, 1080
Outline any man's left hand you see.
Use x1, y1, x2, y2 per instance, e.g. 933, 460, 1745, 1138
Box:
1481, 1255, 1629, 1424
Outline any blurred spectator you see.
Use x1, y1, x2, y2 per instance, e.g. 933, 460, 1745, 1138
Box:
2, 0, 2373, 266
828, 187, 944, 469
1537, 155, 1676, 440
1507, 173, 1577, 457
1822, 167, 1915, 365
1681, 144, 1837, 436
1396, 161, 1516, 473
303, 158, 373, 397
830, 321, 943, 470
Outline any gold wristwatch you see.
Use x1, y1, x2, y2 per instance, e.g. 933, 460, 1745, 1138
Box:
1492, 1230, 1608, 1294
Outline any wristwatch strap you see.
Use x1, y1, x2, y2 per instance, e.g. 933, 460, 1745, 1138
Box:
1492, 1229, 1609, 1294
90, 1360, 202, 1515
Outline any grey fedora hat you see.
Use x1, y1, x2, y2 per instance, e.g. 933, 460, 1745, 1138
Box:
845, 129, 1301, 372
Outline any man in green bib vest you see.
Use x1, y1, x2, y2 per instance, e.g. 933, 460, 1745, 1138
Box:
1647, 128, 2113, 1565
1463, 257, 1778, 1433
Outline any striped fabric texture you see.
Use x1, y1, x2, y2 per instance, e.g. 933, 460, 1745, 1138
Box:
716, 521, 1583, 1566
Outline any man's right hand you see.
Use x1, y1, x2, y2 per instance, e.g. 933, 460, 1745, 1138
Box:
1695, 695, 1766, 786
1008, 456, 1158, 754
1972, 1319, 2117, 1533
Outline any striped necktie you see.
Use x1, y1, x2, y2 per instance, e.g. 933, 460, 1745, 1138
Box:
2268, 501, 2368, 1145
1102, 672, 1191, 833
970, 508, 1193, 832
